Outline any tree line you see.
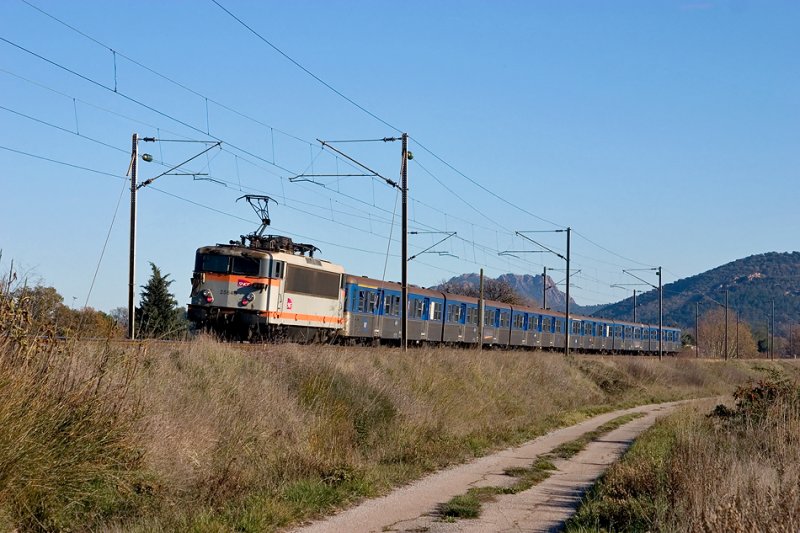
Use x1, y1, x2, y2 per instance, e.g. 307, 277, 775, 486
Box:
1, 257, 186, 340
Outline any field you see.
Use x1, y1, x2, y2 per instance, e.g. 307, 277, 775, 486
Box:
2, 319, 799, 531
567, 375, 800, 532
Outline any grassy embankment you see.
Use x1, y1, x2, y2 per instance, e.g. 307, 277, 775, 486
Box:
567, 370, 800, 532
3, 292, 800, 532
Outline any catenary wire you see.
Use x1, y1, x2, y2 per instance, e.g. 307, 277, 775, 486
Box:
3, 15, 661, 296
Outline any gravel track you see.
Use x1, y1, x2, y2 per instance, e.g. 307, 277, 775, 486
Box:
291, 401, 684, 533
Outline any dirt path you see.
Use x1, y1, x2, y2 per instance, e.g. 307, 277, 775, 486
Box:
291, 401, 683, 533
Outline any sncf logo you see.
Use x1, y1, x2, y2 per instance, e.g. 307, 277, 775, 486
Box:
237, 279, 251, 287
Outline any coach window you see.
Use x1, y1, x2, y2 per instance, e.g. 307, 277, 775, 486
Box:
466, 307, 477, 325
410, 299, 423, 319
484, 309, 494, 326
571, 321, 580, 335
542, 317, 551, 332
370, 293, 380, 313
431, 301, 442, 321
614, 325, 622, 338
584, 323, 593, 336
384, 294, 400, 316
512, 314, 523, 329
499, 311, 510, 328
555, 320, 563, 333
625, 326, 632, 338
356, 291, 365, 312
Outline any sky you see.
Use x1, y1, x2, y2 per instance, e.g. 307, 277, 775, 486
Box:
1, 0, 798, 313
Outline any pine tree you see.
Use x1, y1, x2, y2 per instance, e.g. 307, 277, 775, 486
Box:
136, 263, 185, 338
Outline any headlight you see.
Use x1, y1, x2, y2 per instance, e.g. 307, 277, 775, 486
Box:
201, 289, 214, 304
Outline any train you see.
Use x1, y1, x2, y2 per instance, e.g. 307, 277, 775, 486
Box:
187, 232, 682, 354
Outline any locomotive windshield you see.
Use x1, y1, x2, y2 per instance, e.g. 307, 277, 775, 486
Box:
195, 253, 261, 276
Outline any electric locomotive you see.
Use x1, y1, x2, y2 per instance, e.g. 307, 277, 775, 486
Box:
188, 195, 345, 341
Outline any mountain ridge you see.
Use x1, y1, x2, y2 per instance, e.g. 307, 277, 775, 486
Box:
435, 252, 800, 334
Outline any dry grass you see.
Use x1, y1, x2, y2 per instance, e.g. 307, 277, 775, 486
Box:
440, 413, 642, 521
3, 296, 799, 533
0, 285, 145, 531
567, 375, 800, 532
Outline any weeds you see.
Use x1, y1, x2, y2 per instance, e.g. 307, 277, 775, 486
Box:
0, 270, 146, 531
440, 414, 642, 520
567, 377, 800, 532
552, 413, 643, 459
1, 266, 795, 532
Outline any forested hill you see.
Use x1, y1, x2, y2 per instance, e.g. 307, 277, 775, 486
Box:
433, 273, 574, 311
591, 252, 800, 331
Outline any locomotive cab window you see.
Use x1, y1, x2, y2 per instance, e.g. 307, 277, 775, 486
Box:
195, 253, 230, 274
271, 260, 285, 279
231, 255, 260, 276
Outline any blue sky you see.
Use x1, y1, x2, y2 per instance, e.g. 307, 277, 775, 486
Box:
1, 0, 798, 312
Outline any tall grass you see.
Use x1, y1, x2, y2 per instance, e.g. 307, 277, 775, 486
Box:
0, 279, 145, 531
3, 279, 798, 533
567, 376, 800, 532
